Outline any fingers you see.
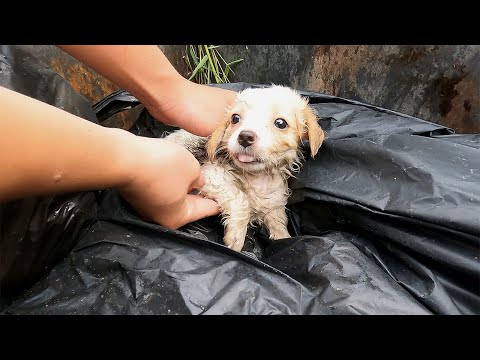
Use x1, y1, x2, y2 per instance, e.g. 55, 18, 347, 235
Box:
183, 194, 220, 225
154, 195, 220, 230
123, 138, 218, 230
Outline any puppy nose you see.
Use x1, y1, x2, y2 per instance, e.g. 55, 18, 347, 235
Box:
238, 131, 256, 148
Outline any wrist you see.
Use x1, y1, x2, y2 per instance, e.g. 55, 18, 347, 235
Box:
107, 127, 142, 190
134, 67, 186, 110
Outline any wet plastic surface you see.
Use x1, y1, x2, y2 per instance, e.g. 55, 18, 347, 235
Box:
0, 46, 478, 314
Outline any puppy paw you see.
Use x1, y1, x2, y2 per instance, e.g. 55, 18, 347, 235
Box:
224, 233, 246, 252
268, 228, 291, 240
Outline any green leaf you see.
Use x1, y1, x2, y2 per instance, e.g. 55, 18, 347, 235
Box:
190, 46, 200, 66
184, 45, 244, 84
211, 49, 223, 83
224, 65, 230, 80
227, 58, 244, 66
204, 45, 222, 83
188, 54, 209, 81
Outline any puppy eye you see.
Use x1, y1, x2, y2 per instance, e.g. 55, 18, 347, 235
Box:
231, 114, 241, 124
274, 118, 288, 129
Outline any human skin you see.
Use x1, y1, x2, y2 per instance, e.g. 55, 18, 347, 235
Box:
0, 45, 237, 229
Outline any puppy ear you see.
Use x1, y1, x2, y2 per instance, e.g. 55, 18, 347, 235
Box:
206, 119, 229, 161
302, 101, 325, 158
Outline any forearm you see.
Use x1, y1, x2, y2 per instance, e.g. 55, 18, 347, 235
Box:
57, 44, 237, 137
0, 86, 134, 202
56, 45, 181, 108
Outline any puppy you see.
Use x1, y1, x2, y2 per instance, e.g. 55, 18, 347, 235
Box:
164, 85, 325, 251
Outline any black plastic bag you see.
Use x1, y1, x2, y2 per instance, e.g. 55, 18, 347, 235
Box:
0, 45, 99, 304
1, 47, 478, 314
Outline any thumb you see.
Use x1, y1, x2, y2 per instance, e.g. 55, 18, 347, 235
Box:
183, 194, 221, 225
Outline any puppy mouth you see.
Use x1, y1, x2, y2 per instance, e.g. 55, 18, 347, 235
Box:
234, 153, 262, 164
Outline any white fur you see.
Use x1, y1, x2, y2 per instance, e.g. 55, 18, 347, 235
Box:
164, 85, 324, 251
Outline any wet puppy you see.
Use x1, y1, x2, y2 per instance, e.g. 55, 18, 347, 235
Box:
165, 85, 325, 251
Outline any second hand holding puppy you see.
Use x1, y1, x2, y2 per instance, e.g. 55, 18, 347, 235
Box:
118, 135, 220, 230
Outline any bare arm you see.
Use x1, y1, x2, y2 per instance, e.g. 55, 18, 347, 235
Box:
57, 45, 237, 136
0, 86, 219, 228
0, 45, 232, 228
57, 45, 180, 108
0, 85, 131, 201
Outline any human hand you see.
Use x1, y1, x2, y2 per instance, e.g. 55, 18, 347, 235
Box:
56, 45, 237, 137
118, 135, 220, 229
143, 75, 237, 137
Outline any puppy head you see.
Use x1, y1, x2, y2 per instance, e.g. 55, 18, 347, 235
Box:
207, 85, 324, 173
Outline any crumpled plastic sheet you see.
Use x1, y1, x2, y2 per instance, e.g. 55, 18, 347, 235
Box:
1, 47, 478, 314
0, 45, 99, 303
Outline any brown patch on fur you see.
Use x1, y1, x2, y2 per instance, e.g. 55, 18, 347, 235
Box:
207, 119, 230, 160
301, 102, 324, 158
271, 130, 299, 155
269, 113, 302, 153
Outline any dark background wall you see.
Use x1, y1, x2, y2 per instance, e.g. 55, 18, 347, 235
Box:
13, 45, 479, 134
219, 45, 480, 134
